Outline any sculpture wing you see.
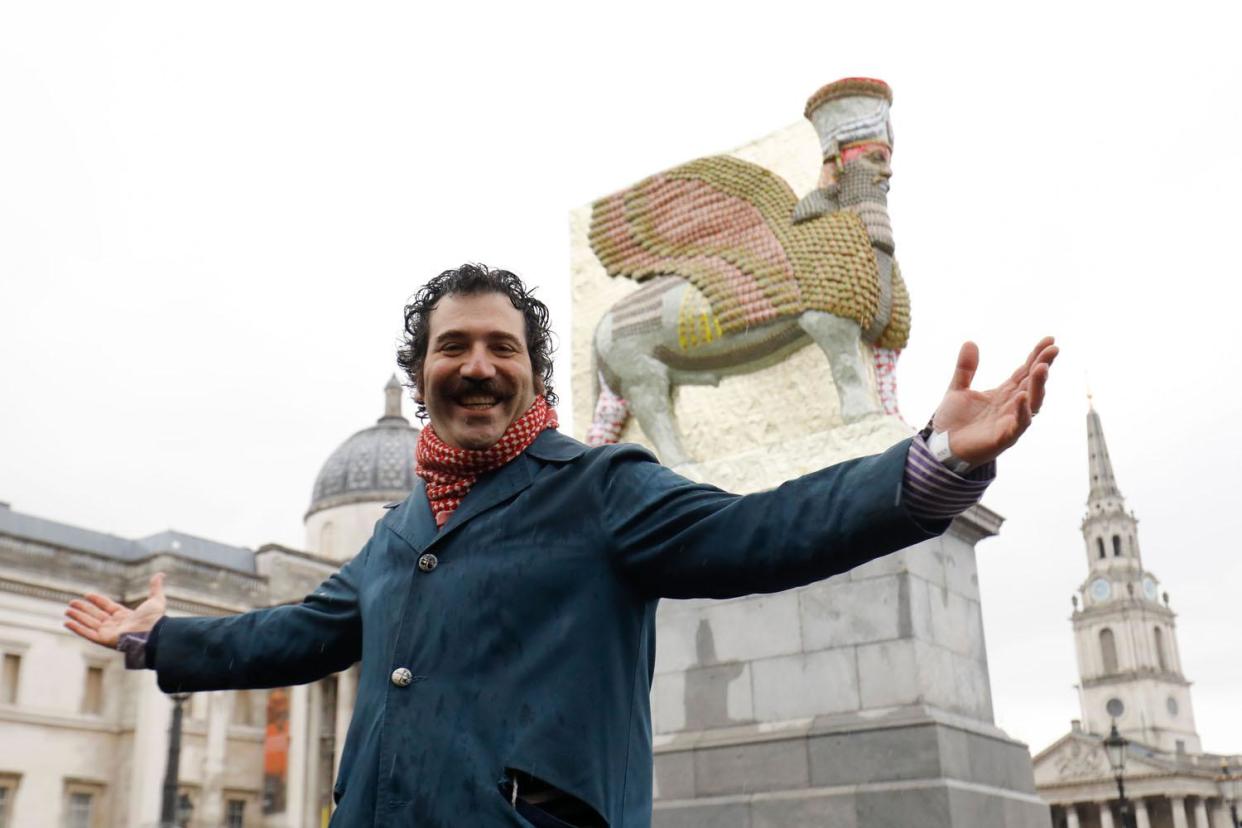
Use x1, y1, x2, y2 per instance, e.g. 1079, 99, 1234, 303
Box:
588, 156, 805, 334
590, 156, 889, 343
874, 259, 910, 350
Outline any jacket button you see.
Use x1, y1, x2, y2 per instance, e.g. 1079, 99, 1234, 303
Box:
417, 553, 438, 573
390, 667, 413, 687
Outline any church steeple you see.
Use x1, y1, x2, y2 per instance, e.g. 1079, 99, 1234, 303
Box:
1070, 400, 1201, 753
1080, 402, 1139, 569
1086, 395, 1123, 503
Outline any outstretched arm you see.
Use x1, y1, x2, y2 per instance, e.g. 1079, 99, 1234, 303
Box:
930, 336, 1058, 467
64, 548, 367, 691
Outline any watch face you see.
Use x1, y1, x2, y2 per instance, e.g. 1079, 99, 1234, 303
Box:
1143, 577, 1158, 600
1091, 578, 1111, 601
1106, 698, 1125, 718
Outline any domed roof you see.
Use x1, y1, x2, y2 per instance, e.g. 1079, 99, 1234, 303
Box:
306, 376, 421, 519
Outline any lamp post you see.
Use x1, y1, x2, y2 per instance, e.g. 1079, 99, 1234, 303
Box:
1104, 722, 1136, 828
1222, 760, 1240, 828
159, 692, 192, 828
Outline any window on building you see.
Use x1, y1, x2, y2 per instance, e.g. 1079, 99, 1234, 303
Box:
1112, 535, 1122, 557
225, 798, 246, 828
63, 782, 104, 828
1154, 626, 1167, 671
1096, 538, 1105, 559
65, 791, 93, 828
0, 774, 20, 828
1, 654, 19, 704
1099, 628, 1119, 673
82, 666, 104, 715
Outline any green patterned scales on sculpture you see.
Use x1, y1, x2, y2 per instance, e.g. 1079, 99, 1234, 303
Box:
588, 155, 910, 351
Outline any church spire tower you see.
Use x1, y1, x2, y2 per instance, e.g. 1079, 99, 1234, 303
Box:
1072, 399, 1201, 753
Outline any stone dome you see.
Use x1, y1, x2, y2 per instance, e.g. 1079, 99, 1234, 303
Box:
306, 376, 421, 519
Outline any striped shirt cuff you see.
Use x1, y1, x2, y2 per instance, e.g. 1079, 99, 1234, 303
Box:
118, 632, 151, 670
903, 434, 995, 521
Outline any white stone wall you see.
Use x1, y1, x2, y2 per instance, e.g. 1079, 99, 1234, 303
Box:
0, 589, 272, 827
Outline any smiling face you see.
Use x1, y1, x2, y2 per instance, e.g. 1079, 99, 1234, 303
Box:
418, 291, 540, 450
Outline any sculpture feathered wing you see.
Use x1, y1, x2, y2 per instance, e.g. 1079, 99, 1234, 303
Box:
588, 155, 908, 349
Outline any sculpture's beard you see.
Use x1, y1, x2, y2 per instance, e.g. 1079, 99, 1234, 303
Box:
836, 163, 894, 254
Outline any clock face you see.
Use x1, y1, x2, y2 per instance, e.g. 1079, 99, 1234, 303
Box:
1143, 577, 1158, 600
1091, 578, 1111, 601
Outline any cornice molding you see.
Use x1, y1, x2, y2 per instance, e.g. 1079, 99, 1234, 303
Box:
1081, 671, 1190, 688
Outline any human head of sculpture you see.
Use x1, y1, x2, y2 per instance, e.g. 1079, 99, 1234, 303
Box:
396, 264, 556, 449
803, 77, 894, 189
821, 140, 893, 189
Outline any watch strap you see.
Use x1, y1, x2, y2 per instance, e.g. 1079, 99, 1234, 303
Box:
926, 429, 974, 475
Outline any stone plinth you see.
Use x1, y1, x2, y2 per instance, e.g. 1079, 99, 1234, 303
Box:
646, 484, 1047, 827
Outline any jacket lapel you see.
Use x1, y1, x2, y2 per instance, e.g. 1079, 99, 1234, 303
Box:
386, 451, 537, 554
384, 430, 584, 554
431, 450, 536, 547
386, 478, 439, 554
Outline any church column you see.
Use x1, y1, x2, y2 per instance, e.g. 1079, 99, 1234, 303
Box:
1193, 797, 1211, 828
1172, 796, 1190, 828
1066, 803, 1081, 828
1099, 801, 1115, 828
1135, 798, 1152, 828
1210, 800, 1232, 828
199, 691, 233, 826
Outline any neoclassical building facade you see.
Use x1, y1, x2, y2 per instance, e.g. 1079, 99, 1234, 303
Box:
0, 379, 417, 827
1033, 402, 1239, 828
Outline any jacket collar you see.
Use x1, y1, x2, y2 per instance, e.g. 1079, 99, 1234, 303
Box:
385, 429, 588, 554
523, 428, 588, 463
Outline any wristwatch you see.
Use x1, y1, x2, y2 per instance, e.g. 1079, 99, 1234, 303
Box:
926, 429, 973, 475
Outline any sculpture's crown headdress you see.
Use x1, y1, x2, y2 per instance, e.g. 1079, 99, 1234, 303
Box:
804, 77, 893, 161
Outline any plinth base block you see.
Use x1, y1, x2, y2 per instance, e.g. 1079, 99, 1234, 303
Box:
653, 710, 1050, 827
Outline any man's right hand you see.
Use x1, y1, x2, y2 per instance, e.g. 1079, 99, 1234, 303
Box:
64, 572, 167, 649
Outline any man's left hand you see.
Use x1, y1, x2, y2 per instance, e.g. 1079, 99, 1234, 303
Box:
931, 336, 1058, 467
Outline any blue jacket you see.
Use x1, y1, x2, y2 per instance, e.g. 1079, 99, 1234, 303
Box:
155, 430, 946, 827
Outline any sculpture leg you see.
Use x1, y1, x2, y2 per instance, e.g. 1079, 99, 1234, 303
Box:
797, 312, 880, 423
586, 374, 630, 447
622, 359, 694, 467
873, 346, 903, 420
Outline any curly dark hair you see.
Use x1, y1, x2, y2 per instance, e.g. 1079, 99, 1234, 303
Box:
396, 263, 557, 420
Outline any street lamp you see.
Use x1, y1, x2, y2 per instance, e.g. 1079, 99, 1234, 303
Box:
159, 692, 192, 828
1104, 722, 1135, 828
1221, 760, 1240, 828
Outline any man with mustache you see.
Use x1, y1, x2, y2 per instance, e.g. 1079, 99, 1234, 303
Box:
64, 263, 1057, 827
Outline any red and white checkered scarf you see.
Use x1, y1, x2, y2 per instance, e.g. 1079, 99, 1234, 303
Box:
415, 395, 558, 527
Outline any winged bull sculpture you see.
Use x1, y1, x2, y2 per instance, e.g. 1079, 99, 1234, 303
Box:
584, 78, 909, 466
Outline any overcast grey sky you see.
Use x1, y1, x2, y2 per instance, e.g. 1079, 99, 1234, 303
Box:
2, 2, 1239, 756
